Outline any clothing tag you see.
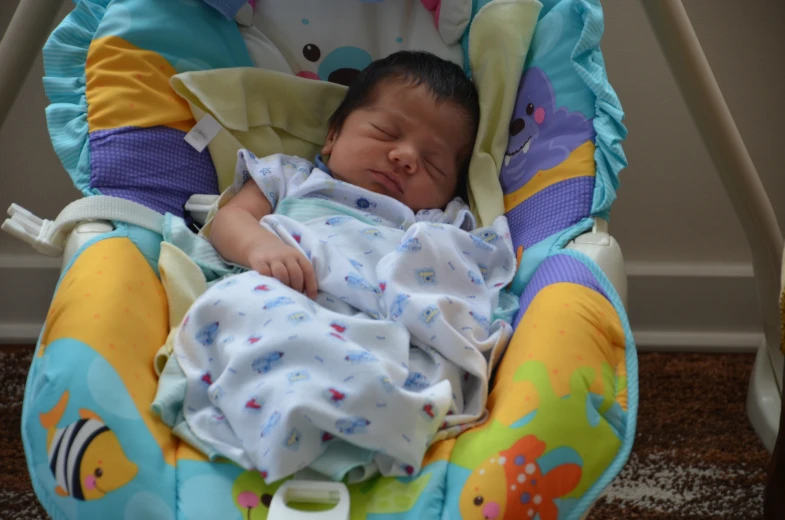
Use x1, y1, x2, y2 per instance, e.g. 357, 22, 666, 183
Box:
184, 114, 223, 153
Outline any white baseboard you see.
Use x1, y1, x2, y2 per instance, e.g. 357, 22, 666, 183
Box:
625, 260, 762, 352
0, 322, 43, 344
633, 330, 763, 353
0, 255, 765, 352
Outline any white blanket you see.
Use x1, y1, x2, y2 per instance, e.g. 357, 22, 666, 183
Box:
175, 152, 516, 483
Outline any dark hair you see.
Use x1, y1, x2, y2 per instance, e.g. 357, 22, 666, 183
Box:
327, 51, 479, 201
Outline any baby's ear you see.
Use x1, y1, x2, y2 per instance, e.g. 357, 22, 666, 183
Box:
321, 129, 337, 156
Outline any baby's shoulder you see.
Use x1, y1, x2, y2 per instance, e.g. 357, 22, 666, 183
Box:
257, 153, 314, 173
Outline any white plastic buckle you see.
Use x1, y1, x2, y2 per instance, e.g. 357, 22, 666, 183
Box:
1, 204, 63, 256
267, 480, 350, 520
184, 194, 220, 227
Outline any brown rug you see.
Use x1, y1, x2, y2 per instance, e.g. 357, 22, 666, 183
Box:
0, 347, 770, 519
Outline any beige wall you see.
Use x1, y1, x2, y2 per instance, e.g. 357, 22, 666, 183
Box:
605, 0, 785, 262
1, 0, 784, 345
1, 0, 79, 257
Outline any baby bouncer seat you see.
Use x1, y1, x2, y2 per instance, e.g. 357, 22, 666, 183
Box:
1, 0, 637, 518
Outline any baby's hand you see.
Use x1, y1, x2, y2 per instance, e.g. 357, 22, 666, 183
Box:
247, 242, 317, 299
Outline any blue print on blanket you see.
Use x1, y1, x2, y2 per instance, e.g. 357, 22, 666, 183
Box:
354, 197, 376, 209
344, 350, 377, 363
468, 270, 484, 285
261, 411, 281, 438
252, 351, 284, 373
416, 268, 437, 285
345, 273, 380, 294
361, 228, 384, 240
389, 293, 411, 319
404, 372, 430, 391
287, 311, 311, 324
196, 322, 219, 346
336, 416, 371, 435
325, 216, 352, 226
398, 237, 423, 252
420, 305, 441, 326
288, 370, 311, 383
264, 296, 295, 309
379, 376, 395, 392
283, 428, 302, 451
470, 235, 494, 251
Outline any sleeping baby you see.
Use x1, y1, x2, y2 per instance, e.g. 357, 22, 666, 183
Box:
175, 51, 517, 484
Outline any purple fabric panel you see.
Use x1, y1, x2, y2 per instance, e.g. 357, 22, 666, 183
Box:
512, 254, 608, 328
89, 126, 219, 217
505, 176, 594, 251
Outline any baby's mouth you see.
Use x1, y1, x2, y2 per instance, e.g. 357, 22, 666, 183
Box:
371, 170, 403, 196
504, 136, 532, 166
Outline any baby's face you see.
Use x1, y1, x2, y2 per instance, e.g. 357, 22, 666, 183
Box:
322, 83, 473, 212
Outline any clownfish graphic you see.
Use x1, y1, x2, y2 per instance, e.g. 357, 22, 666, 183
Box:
39, 391, 137, 501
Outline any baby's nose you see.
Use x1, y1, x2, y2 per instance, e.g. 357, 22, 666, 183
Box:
390, 145, 418, 173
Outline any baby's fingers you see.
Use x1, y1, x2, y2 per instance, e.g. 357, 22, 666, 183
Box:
297, 256, 318, 299
270, 260, 290, 287
284, 257, 305, 294
254, 261, 272, 278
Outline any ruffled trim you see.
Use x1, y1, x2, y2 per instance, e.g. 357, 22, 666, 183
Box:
42, 0, 111, 196
571, 0, 629, 221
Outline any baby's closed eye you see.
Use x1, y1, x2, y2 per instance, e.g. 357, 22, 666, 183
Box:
371, 124, 397, 140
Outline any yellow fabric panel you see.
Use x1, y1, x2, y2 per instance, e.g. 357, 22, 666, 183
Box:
486, 282, 626, 427
86, 36, 194, 133
177, 442, 210, 463
40, 237, 176, 465
502, 141, 596, 212
422, 437, 456, 467
170, 67, 348, 194
153, 243, 209, 375
465, 0, 541, 226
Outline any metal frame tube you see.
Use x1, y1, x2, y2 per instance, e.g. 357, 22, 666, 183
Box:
641, 0, 784, 356
0, 0, 66, 129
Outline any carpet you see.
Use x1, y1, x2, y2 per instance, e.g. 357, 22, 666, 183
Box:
0, 347, 770, 519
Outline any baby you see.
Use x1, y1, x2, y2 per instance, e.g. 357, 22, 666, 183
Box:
175, 51, 517, 484
210, 51, 479, 297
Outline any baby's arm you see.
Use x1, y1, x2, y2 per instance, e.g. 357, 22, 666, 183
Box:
210, 181, 317, 298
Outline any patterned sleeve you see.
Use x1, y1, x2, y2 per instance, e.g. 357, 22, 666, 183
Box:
232, 151, 313, 211
414, 197, 476, 231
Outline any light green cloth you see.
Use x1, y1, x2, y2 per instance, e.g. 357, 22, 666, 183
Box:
170, 68, 348, 194
465, 0, 541, 226
151, 355, 222, 461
